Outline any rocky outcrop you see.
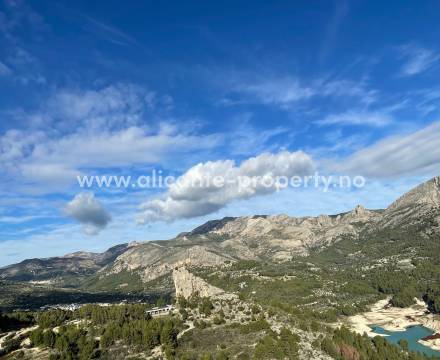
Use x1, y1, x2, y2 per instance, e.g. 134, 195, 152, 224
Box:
106, 243, 233, 283
387, 176, 440, 211
381, 176, 440, 229
339, 344, 360, 360
187, 206, 380, 258
173, 267, 228, 299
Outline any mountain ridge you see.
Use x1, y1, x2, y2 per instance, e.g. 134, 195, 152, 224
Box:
0, 243, 133, 283
2, 176, 440, 287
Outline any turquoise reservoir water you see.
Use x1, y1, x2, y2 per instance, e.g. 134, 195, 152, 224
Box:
371, 325, 440, 358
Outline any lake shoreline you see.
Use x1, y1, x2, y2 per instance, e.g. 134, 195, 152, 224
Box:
340, 297, 440, 353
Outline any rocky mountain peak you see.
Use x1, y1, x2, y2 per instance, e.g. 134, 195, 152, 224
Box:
62, 251, 96, 259
341, 204, 378, 222
179, 217, 237, 237
387, 176, 440, 212
378, 176, 440, 228
354, 204, 366, 215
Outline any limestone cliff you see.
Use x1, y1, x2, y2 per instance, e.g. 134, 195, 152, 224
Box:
172, 267, 226, 299
381, 176, 440, 228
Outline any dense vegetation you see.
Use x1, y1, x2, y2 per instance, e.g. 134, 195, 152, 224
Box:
0, 304, 182, 359
28, 304, 182, 359
0, 312, 35, 332
253, 327, 300, 360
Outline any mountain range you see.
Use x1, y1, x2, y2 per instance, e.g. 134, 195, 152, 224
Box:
1, 176, 439, 295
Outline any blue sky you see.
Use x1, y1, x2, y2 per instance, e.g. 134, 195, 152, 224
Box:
1, 0, 440, 266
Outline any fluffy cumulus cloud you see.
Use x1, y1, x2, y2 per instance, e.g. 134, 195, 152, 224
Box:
64, 192, 111, 235
332, 121, 440, 177
137, 151, 315, 223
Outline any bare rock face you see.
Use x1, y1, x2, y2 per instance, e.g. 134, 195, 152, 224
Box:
387, 176, 440, 211
192, 207, 380, 259
172, 267, 225, 299
106, 243, 233, 283
381, 176, 440, 228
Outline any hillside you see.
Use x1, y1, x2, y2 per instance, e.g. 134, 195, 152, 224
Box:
2, 177, 440, 359
1, 176, 440, 294
0, 244, 133, 285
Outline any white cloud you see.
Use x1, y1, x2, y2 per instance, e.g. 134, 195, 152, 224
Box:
0, 214, 50, 224
399, 44, 440, 76
43, 83, 148, 130
0, 61, 12, 76
10, 83, 172, 131
236, 77, 315, 108
225, 113, 289, 156
0, 0, 46, 41
81, 14, 139, 47
228, 76, 377, 110
0, 84, 221, 193
317, 110, 393, 127
8, 47, 37, 66
64, 192, 111, 235
319, 1, 349, 64
32, 127, 211, 168
320, 79, 377, 105
331, 121, 440, 177
137, 151, 315, 223
0, 126, 221, 194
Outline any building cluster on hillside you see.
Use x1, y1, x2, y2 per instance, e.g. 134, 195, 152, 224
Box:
146, 305, 174, 316
38, 300, 142, 311
40, 303, 83, 311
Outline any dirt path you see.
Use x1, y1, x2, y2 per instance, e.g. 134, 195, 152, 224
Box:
177, 321, 194, 339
